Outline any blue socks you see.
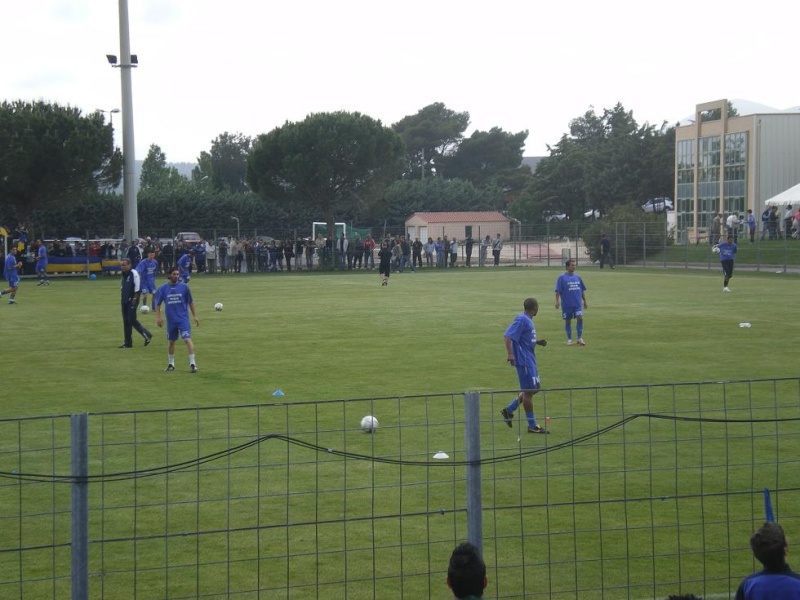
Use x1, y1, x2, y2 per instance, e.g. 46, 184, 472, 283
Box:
564, 323, 572, 340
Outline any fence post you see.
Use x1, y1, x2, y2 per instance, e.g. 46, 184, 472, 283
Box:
464, 391, 482, 552
71, 413, 89, 600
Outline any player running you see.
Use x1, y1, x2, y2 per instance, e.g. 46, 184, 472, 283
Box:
155, 268, 200, 373
554, 259, 588, 346
35, 240, 50, 286
499, 297, 549, 434
714, 234, 737, 292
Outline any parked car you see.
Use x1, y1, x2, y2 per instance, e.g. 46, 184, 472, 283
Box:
641, 198, 673, 213
175, 231, 202, 248
543, 211, 568, 223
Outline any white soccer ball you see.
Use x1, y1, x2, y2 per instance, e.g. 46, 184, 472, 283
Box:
140, 305, 150, 314
360, 415, 378, 433
214, 302, 223, 311
712, 246, 721, 254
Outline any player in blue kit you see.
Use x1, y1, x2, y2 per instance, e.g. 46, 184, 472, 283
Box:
155, 268, 200, 373
1, 247, 22, 304
499, 297, 549, 434
714, 234, 737, 292
35, 240, 50, 286
177, 250, 194, 283
136, 250, 159, 310
554, 259, 588, 346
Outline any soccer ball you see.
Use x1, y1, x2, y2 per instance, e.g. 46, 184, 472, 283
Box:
360, 415, 378, 433
140, 305, 150, 314
712, 246, 721, 254
214, 302, 224, 311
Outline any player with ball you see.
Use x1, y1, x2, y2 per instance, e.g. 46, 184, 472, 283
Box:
714, 234, 737, 292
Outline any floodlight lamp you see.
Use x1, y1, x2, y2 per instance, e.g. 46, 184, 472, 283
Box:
106, 54, 118, 65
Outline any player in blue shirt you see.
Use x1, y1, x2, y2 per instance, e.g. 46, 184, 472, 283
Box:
554, 259, 588, 346
35, 240, 50, 286
499, 297, 549, 434
177, 250, 194, 283
136, 250, 159, 310
715, 235, 737, 292
155, 268, 200, 373
735, 521, 800, 599
1, 247, 22, 304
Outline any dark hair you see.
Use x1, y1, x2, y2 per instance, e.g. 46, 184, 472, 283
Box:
448, 542, 486, 598
751, 522, 787, 569
523, 297, 538, 312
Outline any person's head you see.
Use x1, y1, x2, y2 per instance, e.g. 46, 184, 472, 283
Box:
523, 297, 539, 317
748, 209, 753, 214
565, 259, 576, 273
120, 258, 131, 272
726, 235, 733, 243
750, 521, 788, 569
167, 268, 180, 284
447, 542, 487, 599
148, 251, 156, 259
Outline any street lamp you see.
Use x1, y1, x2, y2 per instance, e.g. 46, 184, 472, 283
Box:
107, 0, 139, 241
97, 108, 120, 151
231, 216, 240, 240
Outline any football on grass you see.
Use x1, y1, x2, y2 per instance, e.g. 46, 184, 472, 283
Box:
214, 303, 223, 311
140, 305, 150, 314
360, 415, 378, 433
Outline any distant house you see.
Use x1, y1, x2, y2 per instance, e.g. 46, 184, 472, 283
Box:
404, 211, 511, 242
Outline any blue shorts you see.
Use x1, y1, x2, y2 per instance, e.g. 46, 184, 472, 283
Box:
166, 319, 192, 342
516, 363, 541, 391
561, 307, 583, 320
141, 278, 156, 294
36, 262, 47, 272
6, 274, 20, 288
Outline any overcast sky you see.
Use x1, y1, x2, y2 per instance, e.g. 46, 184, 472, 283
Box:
3, 0, 797, 164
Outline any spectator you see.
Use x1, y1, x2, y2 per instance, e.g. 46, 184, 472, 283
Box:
599, 233, 615, 269
784, 205, 794, 239
735, 521, 800, 599
746, 209, 756, 243
423, 237, 435, 268
464, 233, 474, 267
363, 234, 375, 270
447, 542, 487, 599
492, 233, 503, 266
479, 235, 491, 267
294, 236, 304, 270
711, 213, 722, 245
412, 236, 423, 269
434, 237, 444, 268
283, 238, 294, 272
449, 237, 459, 268
206, 239, 217, 273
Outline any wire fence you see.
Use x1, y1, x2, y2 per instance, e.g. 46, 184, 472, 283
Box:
11, 221, 800, 279
1, 377, 799, 599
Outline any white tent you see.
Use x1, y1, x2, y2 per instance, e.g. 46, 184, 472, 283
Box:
764, 182, 800, 207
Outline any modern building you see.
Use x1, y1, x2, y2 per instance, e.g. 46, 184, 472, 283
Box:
674, 99, 800, 241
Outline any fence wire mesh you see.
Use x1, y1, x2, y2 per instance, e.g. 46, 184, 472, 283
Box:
1, 378, 799, 599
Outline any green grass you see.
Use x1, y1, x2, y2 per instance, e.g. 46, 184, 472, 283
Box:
1, 266, 799, 599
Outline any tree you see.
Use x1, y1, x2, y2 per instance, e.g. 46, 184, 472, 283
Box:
441, 127, 527, 182
0, 100, 121, 223
193, 132, 252, 193
511, 103, 674, 224
246, 111, 404, 245
392, 102, 470, 179
139, 144, 188, 193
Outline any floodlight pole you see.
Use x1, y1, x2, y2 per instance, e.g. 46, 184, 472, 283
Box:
117, 0, 138, 242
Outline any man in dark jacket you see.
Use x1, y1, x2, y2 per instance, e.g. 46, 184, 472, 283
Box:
119, 258, 152, 348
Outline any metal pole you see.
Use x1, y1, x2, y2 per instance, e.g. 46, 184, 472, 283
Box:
464, 391, 482, 552
71, 413, 89, 600
118, 0, 138, 242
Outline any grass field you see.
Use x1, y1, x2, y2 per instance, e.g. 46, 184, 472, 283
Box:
1, 265, 799, 599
